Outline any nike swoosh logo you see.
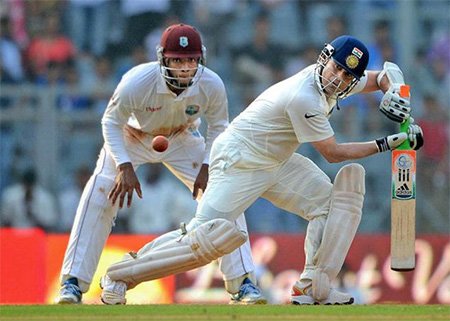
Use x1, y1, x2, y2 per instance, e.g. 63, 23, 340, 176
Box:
304, 113, 319, 119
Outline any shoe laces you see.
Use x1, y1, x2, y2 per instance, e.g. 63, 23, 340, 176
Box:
236, 278, 260, 298
103, 276, 126, 295
62, 283, 82, 297
112, 281, 127, 295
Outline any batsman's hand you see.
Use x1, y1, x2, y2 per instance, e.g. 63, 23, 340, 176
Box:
379, 85, 411, 123
375, 124, 424, 152
407, 123, 424, 150
108, 162, 142, 208
192, 164, 209, 200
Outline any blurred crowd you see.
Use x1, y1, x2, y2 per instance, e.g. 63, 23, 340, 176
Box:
0, 0, 449, 234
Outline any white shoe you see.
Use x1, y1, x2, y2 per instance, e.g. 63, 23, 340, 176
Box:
100, 275, 127, 305
320, 288, 354, 305
290, 281, 354, 305
290, 281, 315, 305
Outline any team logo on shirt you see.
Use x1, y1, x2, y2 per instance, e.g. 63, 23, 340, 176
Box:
145, 106, 162, 112
185, 105, 200, 115
179, 36, 189, 47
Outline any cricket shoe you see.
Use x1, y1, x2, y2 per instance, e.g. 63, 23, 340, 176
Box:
100, 275, 127, 305
290, 282, 315, 305
320, 288, 354, 305
290, 281, 354, 305
57, 277, 82, 304
229, 277, 267, 305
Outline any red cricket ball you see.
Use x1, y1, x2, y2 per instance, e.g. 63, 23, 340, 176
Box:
152, 135, 169, 152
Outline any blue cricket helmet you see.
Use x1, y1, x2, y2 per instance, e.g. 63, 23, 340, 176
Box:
329, 35, 369, 79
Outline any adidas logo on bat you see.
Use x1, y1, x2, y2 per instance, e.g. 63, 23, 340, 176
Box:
395, 183, 412, 198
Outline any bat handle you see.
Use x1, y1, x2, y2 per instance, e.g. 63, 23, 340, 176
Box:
398, 85, 411, 151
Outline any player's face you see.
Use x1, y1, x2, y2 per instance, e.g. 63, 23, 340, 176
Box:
166, 57, 199, 86
321, 60, 355, 97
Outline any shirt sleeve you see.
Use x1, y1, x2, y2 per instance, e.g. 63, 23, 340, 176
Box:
202, 77, 229, 164
101, 83, 134, 167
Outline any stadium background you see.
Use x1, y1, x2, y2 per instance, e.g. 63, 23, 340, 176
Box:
0, 0, 448, 305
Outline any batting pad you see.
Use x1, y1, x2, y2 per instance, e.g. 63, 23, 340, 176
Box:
107, 219, 247, 288
312, 163, 365, 300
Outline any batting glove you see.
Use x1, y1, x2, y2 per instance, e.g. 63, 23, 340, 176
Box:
376, 124, 424, 152
407, 123, 424, 150
379, 85, 411, 123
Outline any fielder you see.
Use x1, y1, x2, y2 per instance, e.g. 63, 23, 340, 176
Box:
100, 35, 424, 305
57, 23, 266, 305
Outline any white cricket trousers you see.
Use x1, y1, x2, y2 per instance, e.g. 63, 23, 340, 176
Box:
191, 131, 333, 281
60, 129, 255, 292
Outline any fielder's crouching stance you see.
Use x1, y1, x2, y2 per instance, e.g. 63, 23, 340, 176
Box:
101, 35, 424, 305
57, 23, 266, 306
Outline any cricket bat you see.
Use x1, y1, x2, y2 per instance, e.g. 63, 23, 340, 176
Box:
390, 84, 416, 271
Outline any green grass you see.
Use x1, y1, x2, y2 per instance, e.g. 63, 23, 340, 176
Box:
0, 305, 449, 321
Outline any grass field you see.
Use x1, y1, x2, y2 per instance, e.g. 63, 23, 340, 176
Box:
0, 304, 449, 321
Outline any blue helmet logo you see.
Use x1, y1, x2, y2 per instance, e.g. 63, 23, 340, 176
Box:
329, 35, 369, 79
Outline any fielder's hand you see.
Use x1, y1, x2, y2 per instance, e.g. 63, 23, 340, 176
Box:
379, 85, 411, 123
192, 164, 209, 200
109, 162, 142, 208
376, 124, 424, 152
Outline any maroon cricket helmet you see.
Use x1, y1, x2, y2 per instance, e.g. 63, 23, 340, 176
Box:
159, 23, 204, 58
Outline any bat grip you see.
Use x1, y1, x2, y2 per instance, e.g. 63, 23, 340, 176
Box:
397, 85, 411, 150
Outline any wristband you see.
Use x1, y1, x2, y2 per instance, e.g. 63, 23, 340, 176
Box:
375, 137, 389, 152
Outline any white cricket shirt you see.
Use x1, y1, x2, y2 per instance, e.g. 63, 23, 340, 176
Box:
101, 62, 229, 166
229, 64, 366, 164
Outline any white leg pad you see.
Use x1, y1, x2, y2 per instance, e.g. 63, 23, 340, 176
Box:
312, 270, 330, 301
312, 163, 365, 300
107, 219, 247, 288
